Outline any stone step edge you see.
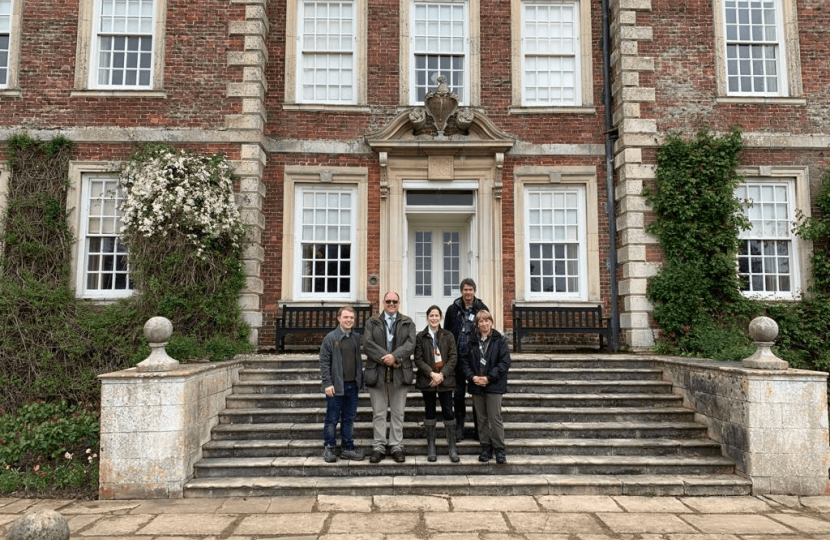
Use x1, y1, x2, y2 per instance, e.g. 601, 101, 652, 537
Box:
218, 406, 694, 415
183, 473, 753, 493
226, 392, 682, 400
202, 437, 722, 449
194, 454, 737, 468
211, 421, 708, 432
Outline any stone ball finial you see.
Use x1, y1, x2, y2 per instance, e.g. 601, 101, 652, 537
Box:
144, 316, 174, 343
7, 509, 70, 540
748, 315, 778, 343
136, 316, 180, 372
742, 316, 788, 370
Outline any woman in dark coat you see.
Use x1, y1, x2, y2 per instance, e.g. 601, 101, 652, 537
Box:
413, 305, 460, 462
462, 309, 511, 463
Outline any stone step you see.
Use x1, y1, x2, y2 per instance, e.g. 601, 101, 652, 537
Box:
183, 473, 753, 497
192, 454, 738, 478
201, 437, 724, 459
224, 392, 684, 409
238, 367, 665, 382
217, 406, 696, 425
209, 421, 709, 441
231, 380, 674, 395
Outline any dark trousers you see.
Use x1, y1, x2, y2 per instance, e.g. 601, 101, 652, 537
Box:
422, 390, 454, 421
323, 381, 359, 450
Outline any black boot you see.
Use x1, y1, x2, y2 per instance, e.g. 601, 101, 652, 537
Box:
478, 444, 493, 462
425, 419, 437, 462
445, 419, 460, 462
455, 411, 465, 442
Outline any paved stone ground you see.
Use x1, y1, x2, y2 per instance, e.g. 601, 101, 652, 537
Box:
2, 495, 830, 539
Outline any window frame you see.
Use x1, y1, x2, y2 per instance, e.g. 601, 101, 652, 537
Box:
75, 171, 133, 300
295, 0, 359, 105
74, 0, 167, 94
713, 0, 802, 100
400, 0, 479, 106
510, 0, 593, 111
734, 167, 811, 300
409, 0, 469, 105
281, 166, 369, 304
513, 166, 601, 304
285, 0, 367, 108
0, 0, 22, 94
519, 0, 581, 107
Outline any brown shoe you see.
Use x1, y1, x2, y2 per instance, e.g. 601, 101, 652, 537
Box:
392, 449, 406, 463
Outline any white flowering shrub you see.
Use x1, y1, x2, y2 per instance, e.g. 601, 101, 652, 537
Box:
116, 145, 251, 357
119, 146, 244, 256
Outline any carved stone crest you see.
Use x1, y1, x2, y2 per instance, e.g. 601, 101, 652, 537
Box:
423, 76, 458, 136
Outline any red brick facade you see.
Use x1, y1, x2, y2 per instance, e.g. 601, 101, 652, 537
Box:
1, 0, 827, 350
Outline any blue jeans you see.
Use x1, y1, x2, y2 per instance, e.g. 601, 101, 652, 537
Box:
323, 381, 359, 450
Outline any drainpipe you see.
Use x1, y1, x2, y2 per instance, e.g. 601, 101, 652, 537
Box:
601, 0, 620, 351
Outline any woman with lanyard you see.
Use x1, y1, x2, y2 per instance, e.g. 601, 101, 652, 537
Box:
462, 309, 511, 463
413, 305, 460, 462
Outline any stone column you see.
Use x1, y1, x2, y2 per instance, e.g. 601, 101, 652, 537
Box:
227, 0, 269, 345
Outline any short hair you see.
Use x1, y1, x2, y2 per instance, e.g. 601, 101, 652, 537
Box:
475, 310, 493, 325
337, 305, 356, 318
383, 291, 400, 301
426, 305, 442, 318
460, 278, 477, 292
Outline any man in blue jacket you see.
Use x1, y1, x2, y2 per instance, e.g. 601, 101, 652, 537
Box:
319, 306, 364, 462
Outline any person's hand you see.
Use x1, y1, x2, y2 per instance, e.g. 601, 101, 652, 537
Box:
382, 354, 396, 366
430, 372, 443, 387
473, 376, 488, 387
325, 386, 335, 397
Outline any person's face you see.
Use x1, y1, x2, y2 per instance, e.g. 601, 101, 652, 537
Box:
383, 293, 400, 315
477, 317, 493, 336
338, 310, 355, 331
427, 309, 442, 329
461, 284, 475, 305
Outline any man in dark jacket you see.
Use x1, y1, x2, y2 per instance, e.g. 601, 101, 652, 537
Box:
319, 306, 364, 463
364, 291, 416, 463
444, 278, 488, 441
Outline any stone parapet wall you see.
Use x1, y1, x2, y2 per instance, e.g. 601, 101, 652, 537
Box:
655, 356, 830, 495
98, 360, 244, 499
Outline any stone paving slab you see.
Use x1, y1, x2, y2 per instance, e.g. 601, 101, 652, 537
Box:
60, 500, 143, 514
451, 495, 538, 512
235, 513, 328, 535
76, 514, 155, 536
679, 495, 773, 513
328, 512, 420, 534
506, 511, 606, 534
768, 513, 830, 533
317, 494, 373, 512
597, 512, 698, 534
803, 497, 830, 513
424, 511, 509, 532
373, 494, 449, 512
138, 513, 239, 536
612, 495, 693, 513
680, 513, 795, 534
537, 495, 623, 512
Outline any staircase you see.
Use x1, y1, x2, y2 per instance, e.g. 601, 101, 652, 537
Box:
183, 353, 752, 497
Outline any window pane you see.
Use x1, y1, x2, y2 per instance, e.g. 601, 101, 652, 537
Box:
299, 188, 354, 295
300, 0, 355, 103
83, 177, 132, 295
724, 0, 781, 95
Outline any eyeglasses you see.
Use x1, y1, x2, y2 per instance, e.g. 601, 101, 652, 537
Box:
385, 299, 399, 305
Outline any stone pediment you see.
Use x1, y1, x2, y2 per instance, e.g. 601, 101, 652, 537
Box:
365, 79, 514, 156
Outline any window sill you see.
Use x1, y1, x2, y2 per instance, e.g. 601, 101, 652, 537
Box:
282, 103, 372, 113
513, 300, 598, 307
70, 90, 167, 99
717, 96, 806, 106
0, 88, 22, 98
509, 106, 597, 115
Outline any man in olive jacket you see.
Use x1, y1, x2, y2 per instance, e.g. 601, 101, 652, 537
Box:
319, 306, 364, 463
363, 291, 416, 463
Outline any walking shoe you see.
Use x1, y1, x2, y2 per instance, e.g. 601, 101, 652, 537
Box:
478, 446, 493, 462
495, 449, 507, 464
324, 446, 337, 463
392, 449, 406, 463
369, 450, 385, 463
341, 448, 364, 461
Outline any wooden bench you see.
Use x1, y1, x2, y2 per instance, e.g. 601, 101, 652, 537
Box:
512, 305, 611, 353
276, 304, 374, 353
